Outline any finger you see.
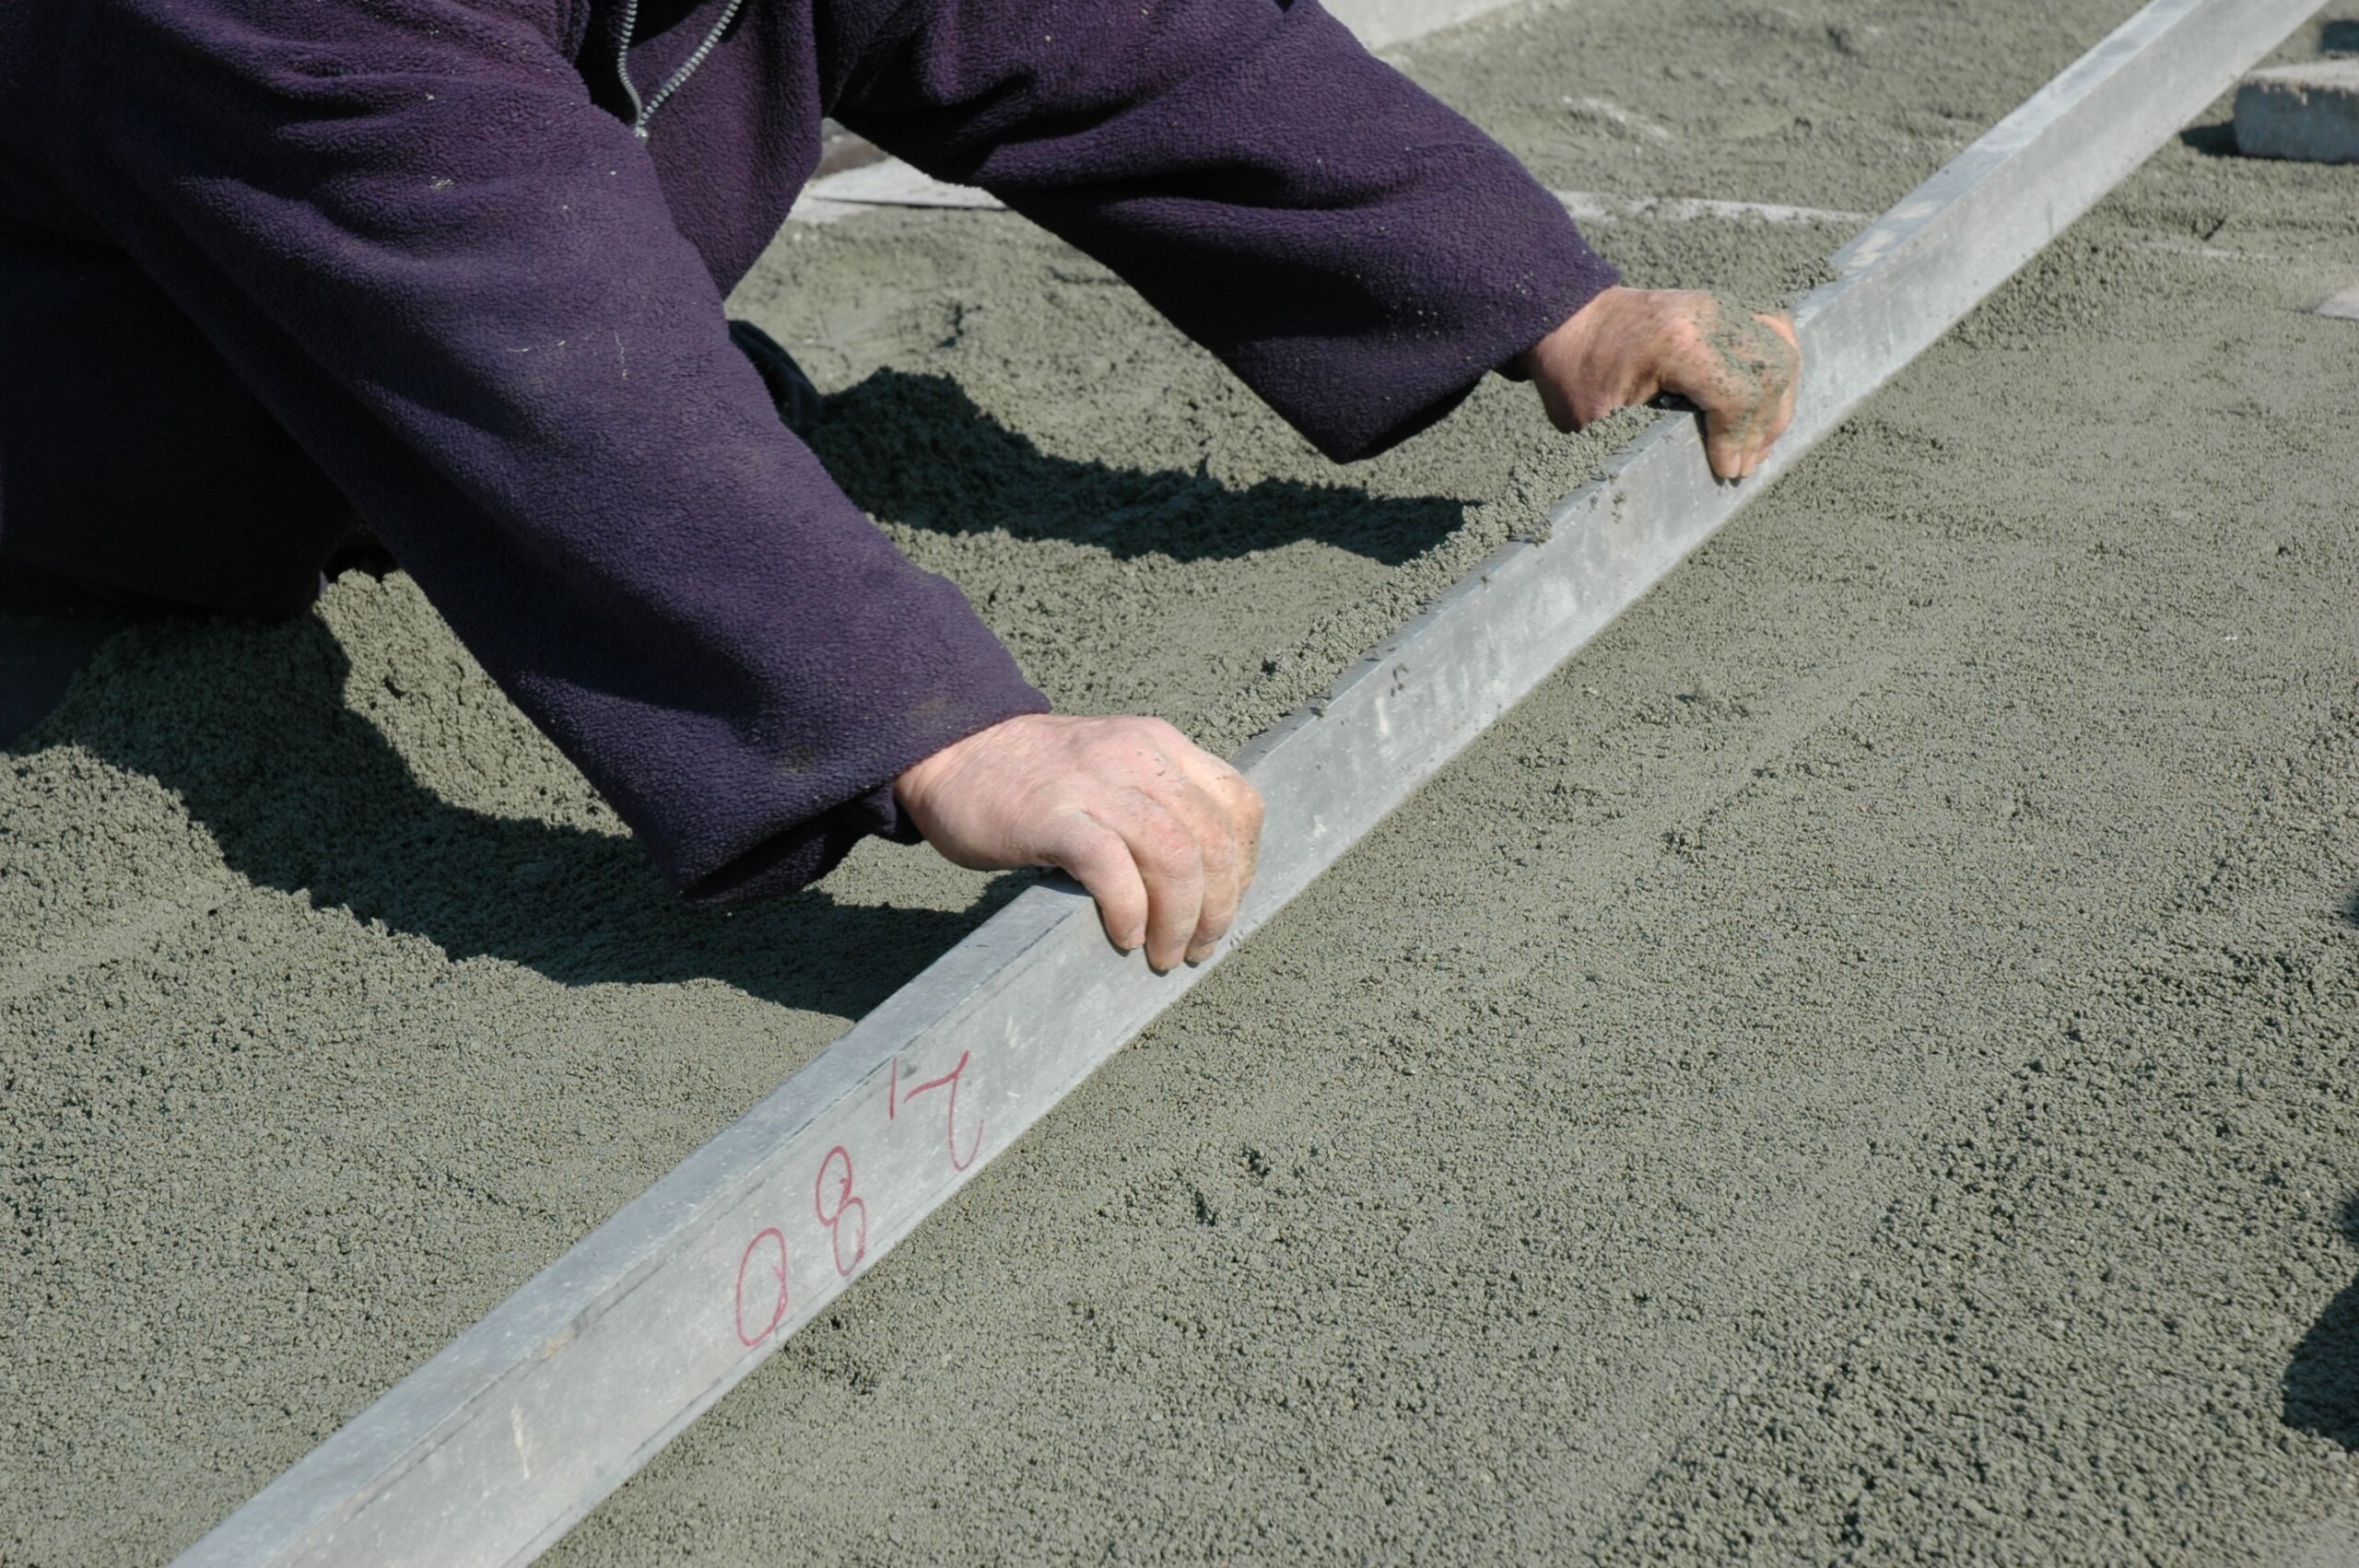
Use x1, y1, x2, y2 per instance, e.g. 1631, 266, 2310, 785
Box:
1110, 721, 1250, 965
1203, 766, 1265, 892
1745, 315, 1802, 476
1738, 387, 1778, 477
1166, 778, 1244, 964
1707, 372, 1781, 480
1721, 376, 1771, 478
1184, 805, 1239, 965
1166, 753, 1265, 952
1101, 791, 1205, 972
1766, 385, 1799, 467
1746, 388, 1788, 476
1135, 764, 1238, 964
1763, 340, 1802, 465
1039, 808, 1152, 954
1703, 409, 1749, 482
1687, 367, 1755, 481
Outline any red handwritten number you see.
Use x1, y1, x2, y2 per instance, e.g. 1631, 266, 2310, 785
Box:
733, 1228, 790, 1347
891, 1050, 984, 1172
814, 1145, 868, 1277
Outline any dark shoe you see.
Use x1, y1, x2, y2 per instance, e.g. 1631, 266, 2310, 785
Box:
728, 319, 825, 440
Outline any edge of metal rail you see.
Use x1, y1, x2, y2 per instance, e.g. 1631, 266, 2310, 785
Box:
173, 1, 2321, 1562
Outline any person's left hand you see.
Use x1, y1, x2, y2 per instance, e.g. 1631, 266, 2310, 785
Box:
1516, 287, 1802, 481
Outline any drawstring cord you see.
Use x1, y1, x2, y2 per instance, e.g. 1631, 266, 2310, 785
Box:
615, 0, 749, 141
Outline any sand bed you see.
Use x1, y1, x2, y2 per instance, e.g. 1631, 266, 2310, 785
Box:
6, 0, 2357, 1562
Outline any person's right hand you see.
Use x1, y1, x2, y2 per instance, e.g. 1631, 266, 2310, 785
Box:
895, 714, 1264, 973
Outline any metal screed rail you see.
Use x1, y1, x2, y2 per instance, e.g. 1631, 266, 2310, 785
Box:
174, 1, 2323, 1562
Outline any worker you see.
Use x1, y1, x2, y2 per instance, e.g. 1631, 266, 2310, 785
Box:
0, 0, 1800, 973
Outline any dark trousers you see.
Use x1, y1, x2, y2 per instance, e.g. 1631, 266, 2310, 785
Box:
0, 222, 820, 624
0, 219, 362, 620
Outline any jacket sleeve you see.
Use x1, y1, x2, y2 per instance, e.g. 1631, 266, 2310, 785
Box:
828, 0, 1619, 462
55, 0, 1049, 904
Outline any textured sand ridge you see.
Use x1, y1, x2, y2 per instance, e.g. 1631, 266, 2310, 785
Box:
5, 0, 2358, 1562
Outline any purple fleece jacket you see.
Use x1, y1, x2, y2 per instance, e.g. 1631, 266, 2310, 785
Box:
0, 0, 1616, 902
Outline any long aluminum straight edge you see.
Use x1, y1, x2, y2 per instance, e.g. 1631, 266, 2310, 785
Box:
177, 2, 2318, 1562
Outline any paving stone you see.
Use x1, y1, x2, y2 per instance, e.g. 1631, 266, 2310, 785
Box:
2236, 60, 2359, 163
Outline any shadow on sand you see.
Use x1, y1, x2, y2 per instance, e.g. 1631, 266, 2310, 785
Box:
35, 611, 1027, 1019
15, 370, 1459, 1010
809, 369, 1462, 568
2177, 122, 2240, 158
2285, 1195, 2359, 1454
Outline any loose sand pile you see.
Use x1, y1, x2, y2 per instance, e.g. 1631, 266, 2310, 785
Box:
6, 0, 2356, 1562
